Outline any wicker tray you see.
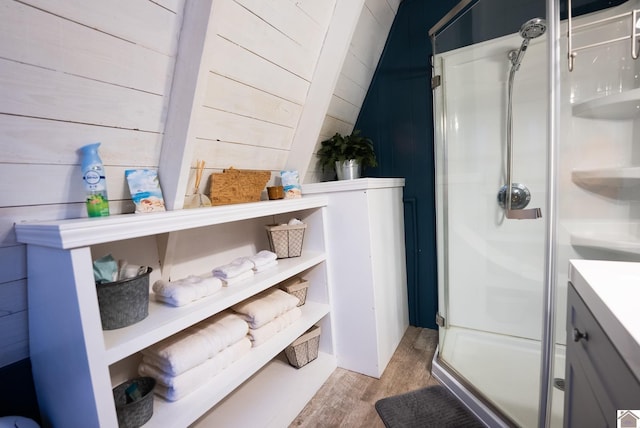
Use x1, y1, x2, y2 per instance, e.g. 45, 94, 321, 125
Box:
285, 325, 321, 369
209, 168, 270, 206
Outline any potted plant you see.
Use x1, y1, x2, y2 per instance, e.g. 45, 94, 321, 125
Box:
317, 130, 377, 180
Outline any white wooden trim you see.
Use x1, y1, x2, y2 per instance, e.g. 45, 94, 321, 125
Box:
158, 0, 218, 210
15, 196, 328, 249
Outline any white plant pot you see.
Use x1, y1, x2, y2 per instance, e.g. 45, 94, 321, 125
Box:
335, 160, 361, 180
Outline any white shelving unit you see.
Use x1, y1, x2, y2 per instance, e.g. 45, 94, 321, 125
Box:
570, 87, 640, 255
302, 178, 409, 378
15, 197, 337, 428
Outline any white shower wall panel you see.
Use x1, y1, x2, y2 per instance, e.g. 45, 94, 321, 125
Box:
441, 34, 547, 341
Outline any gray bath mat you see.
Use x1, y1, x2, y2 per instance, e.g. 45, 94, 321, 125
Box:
375, 385, 485, 428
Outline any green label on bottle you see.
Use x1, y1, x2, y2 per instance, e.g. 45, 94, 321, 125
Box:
86, 194, 110, 217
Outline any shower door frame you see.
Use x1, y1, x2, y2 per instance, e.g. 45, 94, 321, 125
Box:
428, 0, 561, 427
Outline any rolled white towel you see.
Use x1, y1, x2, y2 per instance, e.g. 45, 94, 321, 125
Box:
141, 311, 248, 376
153, 275, 223, 307
247, 250, 278, 268
232, 288, 300, 329
146, 337, 251, 402
212, 257, 254, 279
220, 269, 254, 287
248, 306, 302, 347
253, 260, 278, 273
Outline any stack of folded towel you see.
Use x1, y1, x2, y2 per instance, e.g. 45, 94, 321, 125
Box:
212, 250, 278, 286
138, 311, 250, 401
152, 275, 223, 307
231, 288, 301, 347
212, 258, 254, 286
243, 250, 278, 273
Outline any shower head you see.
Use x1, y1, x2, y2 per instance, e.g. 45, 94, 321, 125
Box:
509, 18, 547, 70
520, 18, 547, 40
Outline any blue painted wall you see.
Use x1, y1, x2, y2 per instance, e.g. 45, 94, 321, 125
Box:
356, 0, 461, 328
356, 0, 627, 329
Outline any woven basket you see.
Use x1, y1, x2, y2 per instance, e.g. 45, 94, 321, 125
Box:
113, 377, 156, 428
285, 325, 321, 369
209, 168, 271, 206
279, 277, 309, 306
96, 267, 152, 330
265, 223, 306, 258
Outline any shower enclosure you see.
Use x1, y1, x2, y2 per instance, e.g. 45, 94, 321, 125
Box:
429, 0, 640, 426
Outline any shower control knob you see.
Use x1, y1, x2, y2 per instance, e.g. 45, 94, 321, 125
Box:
497, 183, 532, 210
572, 328, 588, 342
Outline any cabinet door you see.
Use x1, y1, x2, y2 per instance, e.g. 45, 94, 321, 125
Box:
565, 284, 640, 428
564, 354, 610, 427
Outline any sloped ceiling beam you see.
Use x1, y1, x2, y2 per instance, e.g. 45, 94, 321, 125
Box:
158, 0, 218, 210
285, 0, 367, 181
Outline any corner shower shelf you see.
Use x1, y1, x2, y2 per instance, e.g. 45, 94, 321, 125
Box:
572, 167, 640, 188
570, 231, 640, 255
567, 221, 640, 256
572, 88, 640, 119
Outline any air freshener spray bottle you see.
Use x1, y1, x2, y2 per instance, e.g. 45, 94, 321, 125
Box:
80, 142, 110, 217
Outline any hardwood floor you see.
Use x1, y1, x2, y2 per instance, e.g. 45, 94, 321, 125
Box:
289, 326, 440, 428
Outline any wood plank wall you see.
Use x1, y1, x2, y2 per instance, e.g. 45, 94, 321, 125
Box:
0, 0, 184, 368
305, 0, 401, 183
0, 0, 399, 368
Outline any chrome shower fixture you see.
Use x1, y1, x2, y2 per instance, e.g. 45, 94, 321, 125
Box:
509, 18, 547, 71
500, 17, 546, 220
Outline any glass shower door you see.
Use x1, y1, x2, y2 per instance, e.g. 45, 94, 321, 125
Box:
431, 1, 640, 427
431, 2, 554, 426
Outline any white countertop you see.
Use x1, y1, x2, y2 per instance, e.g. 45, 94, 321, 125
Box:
302, 177, 405, 194
569, 259, 640, 380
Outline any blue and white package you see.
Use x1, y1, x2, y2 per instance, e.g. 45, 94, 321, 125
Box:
125, 169, 166, 213
280, 170, 302, 199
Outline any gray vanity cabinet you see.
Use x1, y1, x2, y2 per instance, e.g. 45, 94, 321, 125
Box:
564, 284, 640, 428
